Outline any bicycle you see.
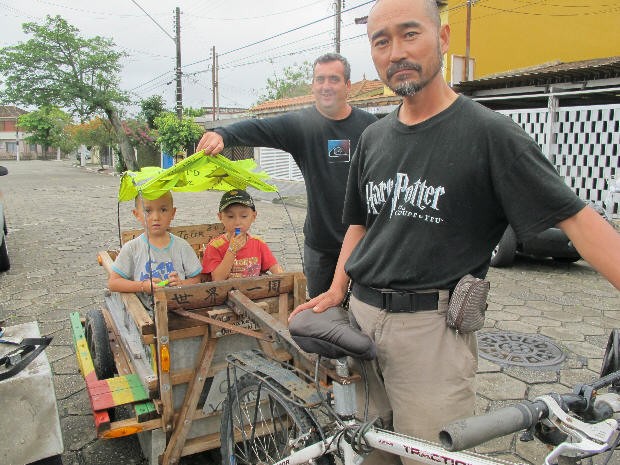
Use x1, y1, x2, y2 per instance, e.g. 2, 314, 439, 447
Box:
217, 309, 620, 465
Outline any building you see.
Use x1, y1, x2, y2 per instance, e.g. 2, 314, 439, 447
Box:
443, 0, 620, 86
454, 56, 620, 218
0, 105, 57, 160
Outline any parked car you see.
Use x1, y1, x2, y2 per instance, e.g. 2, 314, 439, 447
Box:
0, 165, 9, 272
490, 204, 611, 268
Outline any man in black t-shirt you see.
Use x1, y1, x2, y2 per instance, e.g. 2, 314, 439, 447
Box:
197, 53, 377, 298
293, 1, 620, 463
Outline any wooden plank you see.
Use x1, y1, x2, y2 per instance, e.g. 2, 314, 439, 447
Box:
167, 347, 292, 385
121, 223, 225, 260
293, 272, 307, 310
97, 251, 115, 274
89, 374, 150, 411
121, 293, 154, 336
278, 292, 288, 325
181, 432, 221, 457
154, 292, 174, 439
162, 335, 217, 465
142, 323, 208, 345
161, 273, 297, 311
101, 307, 132, 376
170, 308, 272, 341
134, 401, 158, 423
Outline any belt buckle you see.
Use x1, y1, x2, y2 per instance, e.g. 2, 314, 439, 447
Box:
382, 290, 413, 313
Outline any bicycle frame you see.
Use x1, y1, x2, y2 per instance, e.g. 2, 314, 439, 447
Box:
223, 348, 620, 465
273, 424, 519, 465
267, 368, 619, 465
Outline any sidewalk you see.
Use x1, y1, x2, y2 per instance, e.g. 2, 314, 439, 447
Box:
1, 160, 618, 464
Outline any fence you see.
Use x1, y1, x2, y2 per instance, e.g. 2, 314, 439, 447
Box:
500, 103, 619, 217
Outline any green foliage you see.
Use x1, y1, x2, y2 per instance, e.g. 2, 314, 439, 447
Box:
0, 15, 137, 169
154, 113, 204, 156
0, 15, 128, 119
17, 105, 72, 155
183, 106, 205, 118
139, 95, 167, 129
70, 117, 116, 149
257, 61, 312, 104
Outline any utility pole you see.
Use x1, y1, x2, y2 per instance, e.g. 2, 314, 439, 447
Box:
175, 7, 183, 120
211, 47, 219, 121
334, 0, 342, 53
15, 127, 19, 162
464, 0, 472, 81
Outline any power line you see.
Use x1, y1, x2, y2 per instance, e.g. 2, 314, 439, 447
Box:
181, 0, 373, 69
129, 0, 175, 42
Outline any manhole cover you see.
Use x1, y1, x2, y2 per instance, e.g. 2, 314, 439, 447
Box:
477, 331, 565, 367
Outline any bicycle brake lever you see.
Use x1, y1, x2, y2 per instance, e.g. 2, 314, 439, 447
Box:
535, 395, 619, 465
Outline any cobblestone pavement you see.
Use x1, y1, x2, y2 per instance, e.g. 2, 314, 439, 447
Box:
0, 159, 619, 465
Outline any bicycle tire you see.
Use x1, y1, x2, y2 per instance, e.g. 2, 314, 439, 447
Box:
220, 373, 330, 465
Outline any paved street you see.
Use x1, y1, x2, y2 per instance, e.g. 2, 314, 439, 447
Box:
0, 159, 619, 465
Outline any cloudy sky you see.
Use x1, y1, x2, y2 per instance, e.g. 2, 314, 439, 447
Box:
1, 0, 379, 114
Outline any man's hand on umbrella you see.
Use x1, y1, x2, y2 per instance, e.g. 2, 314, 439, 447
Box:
197, 131, 225, 156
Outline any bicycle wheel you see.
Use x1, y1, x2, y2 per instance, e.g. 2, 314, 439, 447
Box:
220, 373, 322, 465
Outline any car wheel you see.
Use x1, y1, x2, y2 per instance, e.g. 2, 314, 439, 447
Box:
29, 454, 63, 465
553, 256, 580, 263
0, 236, 9, 272
490, 226, 517, 268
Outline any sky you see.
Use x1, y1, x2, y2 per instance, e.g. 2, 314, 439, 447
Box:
0, 0, 379, 115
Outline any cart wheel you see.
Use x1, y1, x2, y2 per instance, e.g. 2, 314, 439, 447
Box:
85, 308, 115, 380
221, 373, 332, 465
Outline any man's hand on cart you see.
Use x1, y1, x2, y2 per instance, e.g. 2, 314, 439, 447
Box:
289, 286, 346, 321
197, 131, 224, 156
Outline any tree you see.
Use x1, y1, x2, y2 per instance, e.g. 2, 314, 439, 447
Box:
17, 106, 72, 159
70, 117, 117, 167
139, 95, 167, 130
257, 61, 313, 104
155, 112, 204, 156
0, 15, 138, 169
183, 106, 205, 118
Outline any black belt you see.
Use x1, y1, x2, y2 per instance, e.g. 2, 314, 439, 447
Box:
352, 283, 439, 313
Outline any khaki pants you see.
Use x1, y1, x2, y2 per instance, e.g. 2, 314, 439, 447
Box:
349, 294, 478, 465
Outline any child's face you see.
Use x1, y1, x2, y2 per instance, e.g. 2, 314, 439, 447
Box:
218, 204, 257, 234
133, 194, 176, 236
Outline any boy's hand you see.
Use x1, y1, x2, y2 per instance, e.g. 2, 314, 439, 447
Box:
229, 233, 247, 254
166, 271, 181, 287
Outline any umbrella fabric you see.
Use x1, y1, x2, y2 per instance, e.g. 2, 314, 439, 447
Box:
118, 152, 277, 202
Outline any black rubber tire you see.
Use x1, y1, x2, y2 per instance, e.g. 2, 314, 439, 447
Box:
553, 256, 580, 264
220, 373, 329, 465
29, 454, 63, 465
490, 226, 517, 268
0, 236, 10, 272
84, 308, 115, 380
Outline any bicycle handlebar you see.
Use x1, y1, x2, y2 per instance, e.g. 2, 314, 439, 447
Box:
439, 400, 548, 451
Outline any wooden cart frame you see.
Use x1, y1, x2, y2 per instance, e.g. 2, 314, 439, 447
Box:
70, 223, 327, 465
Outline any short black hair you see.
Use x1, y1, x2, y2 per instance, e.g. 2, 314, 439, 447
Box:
313, 53, 351, 82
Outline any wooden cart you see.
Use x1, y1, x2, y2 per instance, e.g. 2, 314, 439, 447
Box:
70, 223, 322, 465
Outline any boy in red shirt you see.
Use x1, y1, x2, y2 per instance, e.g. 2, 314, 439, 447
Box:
202, 189, 284, 281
